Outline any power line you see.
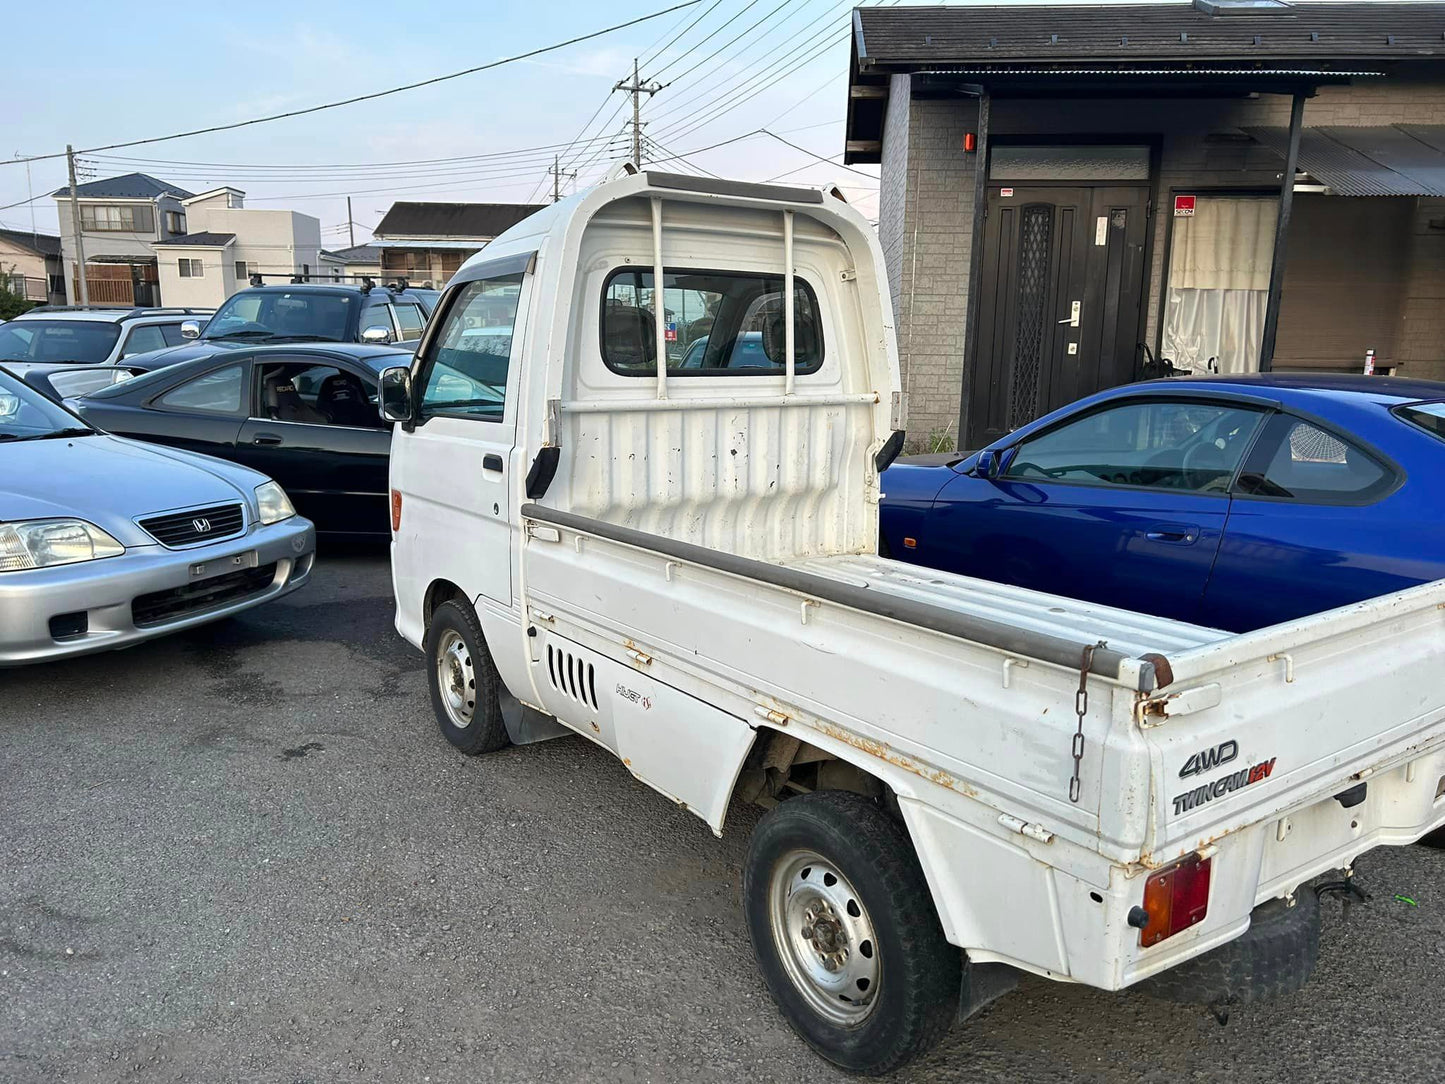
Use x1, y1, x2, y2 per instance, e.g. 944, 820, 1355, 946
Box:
761, 130, 878, 179
640, 0, 727, 70
652, 0, 763, 79
659, 0, 797, 88
1, 1, 699, 168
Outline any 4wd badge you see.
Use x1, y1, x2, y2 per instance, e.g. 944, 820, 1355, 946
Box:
1179, 740, 1238, 778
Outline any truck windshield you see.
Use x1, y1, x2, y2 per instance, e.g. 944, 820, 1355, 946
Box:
0, 368, 95, 441
0, 320, 122, 364
203, 291, 354, 343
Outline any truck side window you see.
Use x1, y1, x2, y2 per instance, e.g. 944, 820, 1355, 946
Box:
600, 267, 823, 376
416, 273, 525, 421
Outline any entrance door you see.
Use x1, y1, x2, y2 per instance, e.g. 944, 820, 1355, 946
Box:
968, 184, 1149, 446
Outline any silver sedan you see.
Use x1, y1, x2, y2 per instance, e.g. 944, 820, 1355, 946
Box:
0, 367, 316, 665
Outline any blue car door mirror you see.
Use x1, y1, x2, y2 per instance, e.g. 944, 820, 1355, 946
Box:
976, 449, 1006, 481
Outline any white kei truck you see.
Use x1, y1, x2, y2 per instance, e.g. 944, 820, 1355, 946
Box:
381, 165, 1445, 1074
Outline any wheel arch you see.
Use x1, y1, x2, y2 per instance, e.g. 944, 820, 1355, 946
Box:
422, 578, 470, 628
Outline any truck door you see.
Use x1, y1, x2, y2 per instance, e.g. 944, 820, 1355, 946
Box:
394, 266, 531, 607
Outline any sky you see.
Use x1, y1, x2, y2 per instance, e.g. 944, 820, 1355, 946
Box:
0, 0, 1388, 248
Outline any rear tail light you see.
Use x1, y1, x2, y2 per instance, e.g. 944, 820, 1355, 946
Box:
390, 489, 403, 531
1138, 854, 1212, 947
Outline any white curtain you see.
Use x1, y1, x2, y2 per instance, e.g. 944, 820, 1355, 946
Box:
1162, 198, 1278, 375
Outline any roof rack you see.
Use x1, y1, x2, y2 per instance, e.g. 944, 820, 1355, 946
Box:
22, 305, 213, 318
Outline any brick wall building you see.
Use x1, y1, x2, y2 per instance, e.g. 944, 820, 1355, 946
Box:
847, 2, 1445, 448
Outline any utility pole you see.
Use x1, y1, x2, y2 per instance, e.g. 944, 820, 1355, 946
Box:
548, 155, 577, 203
614, 58, 660, 165
66, 144, 89, 305
347, 196, 355, 248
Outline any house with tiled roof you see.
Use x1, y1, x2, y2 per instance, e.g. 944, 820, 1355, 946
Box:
0, 227, 64, 306
51, 172, 194, 305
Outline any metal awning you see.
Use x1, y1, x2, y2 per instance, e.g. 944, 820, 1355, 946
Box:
375, 239, 486, 250
1245, 124, 1445, 196
85, 254, 157, 265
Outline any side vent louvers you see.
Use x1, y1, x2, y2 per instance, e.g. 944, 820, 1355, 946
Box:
546, 642, 599, 711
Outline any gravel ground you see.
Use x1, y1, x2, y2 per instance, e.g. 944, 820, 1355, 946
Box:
3, 551, 1443, 1084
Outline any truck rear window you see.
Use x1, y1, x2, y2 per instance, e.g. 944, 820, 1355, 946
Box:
601, 267, 823, 377
1395, 401, 1445, 442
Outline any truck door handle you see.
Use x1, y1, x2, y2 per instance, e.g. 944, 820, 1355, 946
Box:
1146, 524, 1198, 544
483, 453, 504, 472
251, 433, 282, 446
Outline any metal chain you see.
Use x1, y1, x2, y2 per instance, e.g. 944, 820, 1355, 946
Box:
1069, 642, 1107, 804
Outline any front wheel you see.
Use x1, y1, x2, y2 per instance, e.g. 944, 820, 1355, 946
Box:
743, 791, 960, 1075
424, 599, 510, 755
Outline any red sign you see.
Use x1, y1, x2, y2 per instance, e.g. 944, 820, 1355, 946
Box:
1000, 187, 1015, 198
1174, 195, 1197, 218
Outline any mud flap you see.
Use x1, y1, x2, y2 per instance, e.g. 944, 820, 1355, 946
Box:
958, 959, 1020, 1022
500, 688, 571, 745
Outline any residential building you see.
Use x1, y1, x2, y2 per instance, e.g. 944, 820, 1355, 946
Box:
51, 172, 192, 306
0, 228, 64, 306
846, 1, 1445, 447
150, 187, 324, 307
320, 243, 384, 283
371, 202, 546, 287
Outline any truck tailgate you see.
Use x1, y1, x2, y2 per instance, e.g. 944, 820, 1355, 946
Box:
1139, 576, 1445, 869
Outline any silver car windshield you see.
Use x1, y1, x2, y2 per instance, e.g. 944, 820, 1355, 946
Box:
0, 320, 122, 364
0, 369, 95, 442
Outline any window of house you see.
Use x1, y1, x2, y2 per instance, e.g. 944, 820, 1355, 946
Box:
48, 273, 65, 295
417, 274, 525, 420
1234, 414, 1395, 502
301, 264, 310, 281
1005, 399, 1266, 493
234, 261, 248, 281
178, 258, 204, 278
80, 204, 155, 233
1161, 196, 1278, 375
157, 364, 245, 415
600, 268, 823, 376
165, 211, 186, 234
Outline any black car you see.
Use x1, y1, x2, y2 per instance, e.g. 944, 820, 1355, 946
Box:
114, 281, 436, 374
74, 343, 412, 537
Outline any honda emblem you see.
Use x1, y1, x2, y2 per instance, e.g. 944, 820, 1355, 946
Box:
192, 517, 212, 534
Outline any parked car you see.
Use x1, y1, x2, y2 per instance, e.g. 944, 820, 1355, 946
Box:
880, 373, 1445, 632
0, 366, 314, 665
73, 342, 411, 537
0, 306, 213, 369
381, 171, 1445, 1074
679, 330, 771, 369
4, 359, 174, 402
113, 281, 436, 374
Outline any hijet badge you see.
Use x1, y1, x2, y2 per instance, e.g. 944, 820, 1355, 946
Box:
1172, 757, 1277, 816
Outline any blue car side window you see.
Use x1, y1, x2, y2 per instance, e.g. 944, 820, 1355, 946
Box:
1005, 399, 1264, 493
1234, 415, 1395, 503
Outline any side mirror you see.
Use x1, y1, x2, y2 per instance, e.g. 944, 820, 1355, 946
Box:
179, 320, 201, 340
378, 365, 412, 423
976, 448, 1006, 481
361, 324, 394, 344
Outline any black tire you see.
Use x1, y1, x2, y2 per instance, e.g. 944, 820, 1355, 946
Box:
424, 599, 510, 756
743, 791, 960, 1076
1418, 826, 1445, 848
1137, 888, 1319, 1006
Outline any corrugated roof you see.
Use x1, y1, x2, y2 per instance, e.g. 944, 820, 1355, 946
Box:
856, 3, 1445, 64
50, 172, 194, 200
151, 232, 237, 247
0, 227, 61, 256
1245, 124, 1445, 195
373, 201, 546, 240
322, 243, 384, 263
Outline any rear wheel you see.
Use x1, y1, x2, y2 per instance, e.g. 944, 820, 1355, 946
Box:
743, 791, 959, 1075
424, 599, 510, 755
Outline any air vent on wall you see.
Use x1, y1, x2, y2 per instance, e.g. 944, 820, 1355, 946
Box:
546, 642, 599, 711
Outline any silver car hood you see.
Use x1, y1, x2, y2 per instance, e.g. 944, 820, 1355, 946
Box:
0, 434, 267, 546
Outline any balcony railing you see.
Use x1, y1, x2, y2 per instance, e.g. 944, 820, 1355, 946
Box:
2, 274, 49, 301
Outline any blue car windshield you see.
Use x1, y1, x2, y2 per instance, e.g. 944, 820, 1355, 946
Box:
0, 368, 94, 440
203, 291, 354, 343
1396, 401, 1445, 442
0, 320, 122, 364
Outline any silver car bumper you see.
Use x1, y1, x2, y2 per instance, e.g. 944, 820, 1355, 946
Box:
0, 516, 316, 665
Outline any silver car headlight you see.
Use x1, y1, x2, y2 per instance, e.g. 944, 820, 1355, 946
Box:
0, 519, 126, 572
254, 481, 296, 525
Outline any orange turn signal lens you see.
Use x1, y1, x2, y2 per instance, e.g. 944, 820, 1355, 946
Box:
390, 489, 403, 532
1139, 854, 1212, 947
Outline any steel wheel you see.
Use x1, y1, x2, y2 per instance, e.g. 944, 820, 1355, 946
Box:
768, 848, 881, 1026
435, 629, 476, 729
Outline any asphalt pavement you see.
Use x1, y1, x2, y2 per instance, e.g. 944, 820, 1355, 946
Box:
3, 551, 1443, 1083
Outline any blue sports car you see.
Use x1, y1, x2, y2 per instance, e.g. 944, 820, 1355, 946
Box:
880, 374, 1445, 632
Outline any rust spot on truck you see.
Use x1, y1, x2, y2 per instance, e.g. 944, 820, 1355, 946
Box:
812, 720, 978, 798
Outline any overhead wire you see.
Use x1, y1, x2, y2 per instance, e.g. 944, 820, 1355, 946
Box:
1, 1, 700, 168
